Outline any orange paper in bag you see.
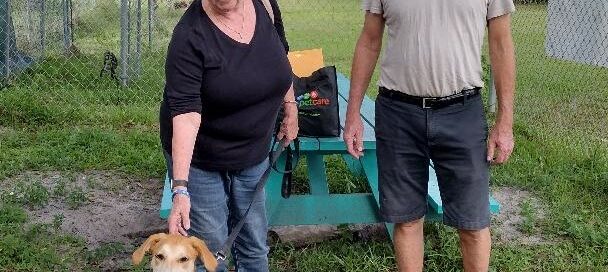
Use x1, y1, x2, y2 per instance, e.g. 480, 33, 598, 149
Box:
287, 48, 325, 77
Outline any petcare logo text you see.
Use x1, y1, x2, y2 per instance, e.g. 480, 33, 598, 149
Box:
296, 89, 330, 107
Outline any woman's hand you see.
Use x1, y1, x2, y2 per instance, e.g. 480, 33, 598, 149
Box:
278, 103, 298, 146
168, 189, 191, 236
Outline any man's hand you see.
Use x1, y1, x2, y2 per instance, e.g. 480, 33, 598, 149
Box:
487, 122, 514, 165
168, 192, 191, 236
344, 113, 364, 159
277, 103, 298, 146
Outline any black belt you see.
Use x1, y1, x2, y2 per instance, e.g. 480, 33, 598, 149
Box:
379, 87, 481, 109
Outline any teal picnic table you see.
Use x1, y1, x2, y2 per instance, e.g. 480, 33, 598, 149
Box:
160, 72, 500, 238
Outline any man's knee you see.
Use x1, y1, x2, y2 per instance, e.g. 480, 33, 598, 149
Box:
458, 227, 490, 242
395, 218, 424, 233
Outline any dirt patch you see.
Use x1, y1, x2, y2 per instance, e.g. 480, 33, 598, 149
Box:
8, 175, 548, 247
0, 172, 552, 269
273, 187, 553, 247
491, 186, 550, 245
13, 172, 167, 247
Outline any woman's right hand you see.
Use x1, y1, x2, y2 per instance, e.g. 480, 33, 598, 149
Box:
168, 191, 191, 236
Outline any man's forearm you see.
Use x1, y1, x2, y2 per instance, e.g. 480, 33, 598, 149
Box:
171, 113, 201, 181
348, 31, 383, 117
489, 17, 516, 128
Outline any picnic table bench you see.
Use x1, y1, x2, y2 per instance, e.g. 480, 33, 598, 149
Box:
160, 72, 500, 238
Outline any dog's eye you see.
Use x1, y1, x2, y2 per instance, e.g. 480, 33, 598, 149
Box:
155, 254, 165, 261
178, 257, 189, 263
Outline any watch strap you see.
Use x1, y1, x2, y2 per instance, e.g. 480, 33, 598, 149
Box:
171, 179, 188, 189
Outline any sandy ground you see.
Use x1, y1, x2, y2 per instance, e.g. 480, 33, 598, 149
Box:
2, 171, 550, 270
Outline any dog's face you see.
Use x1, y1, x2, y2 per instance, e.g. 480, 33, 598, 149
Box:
132, 233, 218, 272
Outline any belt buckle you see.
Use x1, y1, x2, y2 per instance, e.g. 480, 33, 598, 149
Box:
422, 97, 435, 109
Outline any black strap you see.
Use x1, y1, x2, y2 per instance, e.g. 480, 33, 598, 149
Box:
215, 137, 290, 261
281, 146, 293, 198
273, 139, 299, 198
271, 138, 300, 175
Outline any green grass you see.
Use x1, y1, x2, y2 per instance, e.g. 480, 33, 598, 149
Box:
66, 187, 89, 209
0, 203, 87, 272
1, 1, 608, 271
519, 200, 536, 234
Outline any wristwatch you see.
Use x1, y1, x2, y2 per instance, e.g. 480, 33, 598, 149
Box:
170, 179, 188, 189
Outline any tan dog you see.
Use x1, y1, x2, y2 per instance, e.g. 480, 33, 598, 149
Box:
132, 233, 218, 272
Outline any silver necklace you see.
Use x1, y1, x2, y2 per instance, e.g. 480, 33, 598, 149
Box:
212, 0, 246, 42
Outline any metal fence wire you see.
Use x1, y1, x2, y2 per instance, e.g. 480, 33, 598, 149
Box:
1, 0, 607, 142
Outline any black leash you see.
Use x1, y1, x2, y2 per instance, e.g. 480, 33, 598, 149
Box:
271, 139, 300, 198
215, 137, 297, 261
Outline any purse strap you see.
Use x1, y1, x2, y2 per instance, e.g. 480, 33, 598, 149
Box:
259, 0, 274, 23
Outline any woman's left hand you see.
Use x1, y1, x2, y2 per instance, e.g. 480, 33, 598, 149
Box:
278, 103, 298, 146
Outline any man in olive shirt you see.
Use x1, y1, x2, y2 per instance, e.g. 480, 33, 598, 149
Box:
344, 0, 516, 271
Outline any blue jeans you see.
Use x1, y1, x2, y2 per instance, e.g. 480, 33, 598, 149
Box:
165, 154, 270, 272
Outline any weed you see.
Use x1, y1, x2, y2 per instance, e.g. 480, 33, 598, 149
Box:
53, 178, 67, 197
24, 181, 50, 208
519, 199, 536, 234
67, 188, 89, 209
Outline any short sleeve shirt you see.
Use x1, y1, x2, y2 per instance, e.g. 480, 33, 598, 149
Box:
361, 0, 515, 97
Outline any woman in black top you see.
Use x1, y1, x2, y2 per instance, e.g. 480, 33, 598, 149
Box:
159, 0, 297, 270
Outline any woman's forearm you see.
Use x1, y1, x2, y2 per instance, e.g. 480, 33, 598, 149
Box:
283, 83, 295, 102
171, 112, 202, 181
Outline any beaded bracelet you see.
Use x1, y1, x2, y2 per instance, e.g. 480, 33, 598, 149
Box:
172, 188, 190, 201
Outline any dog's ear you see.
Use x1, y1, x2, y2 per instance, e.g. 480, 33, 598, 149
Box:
132, 233, 167, 265
189, 236, 218, 272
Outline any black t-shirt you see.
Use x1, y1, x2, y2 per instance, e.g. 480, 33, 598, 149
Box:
159, 0, 292, 171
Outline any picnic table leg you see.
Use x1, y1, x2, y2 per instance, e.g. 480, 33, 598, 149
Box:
160, 171, 171, 219
307, 154, 330, 195
342, 154, 365, 177
359, 150, 394, 241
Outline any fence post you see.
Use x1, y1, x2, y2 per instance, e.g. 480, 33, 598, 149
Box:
148, 0, 154, 49
135, 0, 142, 77
120, 0, 129, 86
488, 72, 497, 113
4, 0, 11, 79
40, 0, 46, 59
26, 0, 33, 43
62, 0, 73, 54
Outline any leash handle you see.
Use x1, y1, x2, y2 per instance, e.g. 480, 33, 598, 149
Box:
281, 147, 293, 198
215, 138, 289, 261
271, 138, 300, 174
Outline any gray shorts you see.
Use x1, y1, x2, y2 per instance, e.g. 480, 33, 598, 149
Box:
375, 91, 490, 230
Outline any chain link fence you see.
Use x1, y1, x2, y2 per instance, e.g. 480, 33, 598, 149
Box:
1, 0, 607, 142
